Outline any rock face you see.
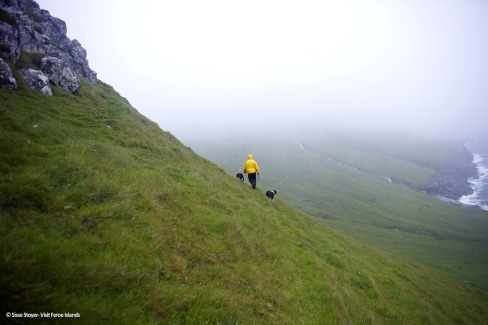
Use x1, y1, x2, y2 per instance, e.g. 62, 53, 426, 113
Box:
20, 67, 51, 95
41, 56, 79, 93
0, 57, 17, 89
0, 0, 97, 93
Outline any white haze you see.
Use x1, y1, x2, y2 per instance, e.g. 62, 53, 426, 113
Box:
37, 0, 488, 141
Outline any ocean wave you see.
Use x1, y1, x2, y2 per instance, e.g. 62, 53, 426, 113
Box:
459, 153, 488, 210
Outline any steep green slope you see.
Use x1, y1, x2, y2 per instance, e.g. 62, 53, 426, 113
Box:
190, 134, 488, 291
1, 80, 487, 324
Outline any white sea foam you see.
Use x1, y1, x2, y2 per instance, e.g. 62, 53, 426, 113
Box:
459, 153, 488, 211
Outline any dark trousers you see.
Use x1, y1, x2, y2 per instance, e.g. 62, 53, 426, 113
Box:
248, 173, 257, 189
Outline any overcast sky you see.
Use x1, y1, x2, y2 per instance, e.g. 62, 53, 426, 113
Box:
36, 0, 488, 141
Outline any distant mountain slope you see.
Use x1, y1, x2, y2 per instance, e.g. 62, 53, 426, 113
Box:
1, 73, 488, 323
189, 132, 488, 291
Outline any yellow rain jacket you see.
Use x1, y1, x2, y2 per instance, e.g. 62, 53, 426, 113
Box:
243, 154, 260, 174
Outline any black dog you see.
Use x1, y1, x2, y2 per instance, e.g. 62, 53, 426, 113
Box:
266, 190, 277, 199
236, 173, 244, 181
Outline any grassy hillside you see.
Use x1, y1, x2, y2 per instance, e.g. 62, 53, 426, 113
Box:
1, 78, 488, 324
190, 134, 488, 291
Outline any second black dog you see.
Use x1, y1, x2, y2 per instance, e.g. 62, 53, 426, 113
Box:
266, 190, 277, 199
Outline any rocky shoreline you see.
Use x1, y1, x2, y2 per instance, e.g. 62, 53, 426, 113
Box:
424, 145, 478, 201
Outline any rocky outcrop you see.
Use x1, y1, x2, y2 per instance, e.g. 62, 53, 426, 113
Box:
41, 56, 79, 93
0, 57, 17, 89
424, 146, 478, 200
0, 0, 97, 93
20, 67, 51, 95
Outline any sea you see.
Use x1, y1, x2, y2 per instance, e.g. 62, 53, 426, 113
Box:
460, 139, 488, 211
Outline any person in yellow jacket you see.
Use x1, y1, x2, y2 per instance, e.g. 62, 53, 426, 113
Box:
243, 154, 260, 189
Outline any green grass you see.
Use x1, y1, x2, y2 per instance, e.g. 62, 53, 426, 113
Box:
190, 133, 488, 291
1, 79, 488, 324
15, 51, 45, 70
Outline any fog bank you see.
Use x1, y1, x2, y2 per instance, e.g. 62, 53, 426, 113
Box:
36, 0, 488, 142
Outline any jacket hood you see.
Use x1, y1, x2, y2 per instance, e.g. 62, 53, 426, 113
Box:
248, 154, 253, 159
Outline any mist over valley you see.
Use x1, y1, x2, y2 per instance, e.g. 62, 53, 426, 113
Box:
189, 129, 488, 290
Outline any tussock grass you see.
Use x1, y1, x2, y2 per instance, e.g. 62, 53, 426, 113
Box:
191, 133, 488, 292
1, 80, 488, 324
